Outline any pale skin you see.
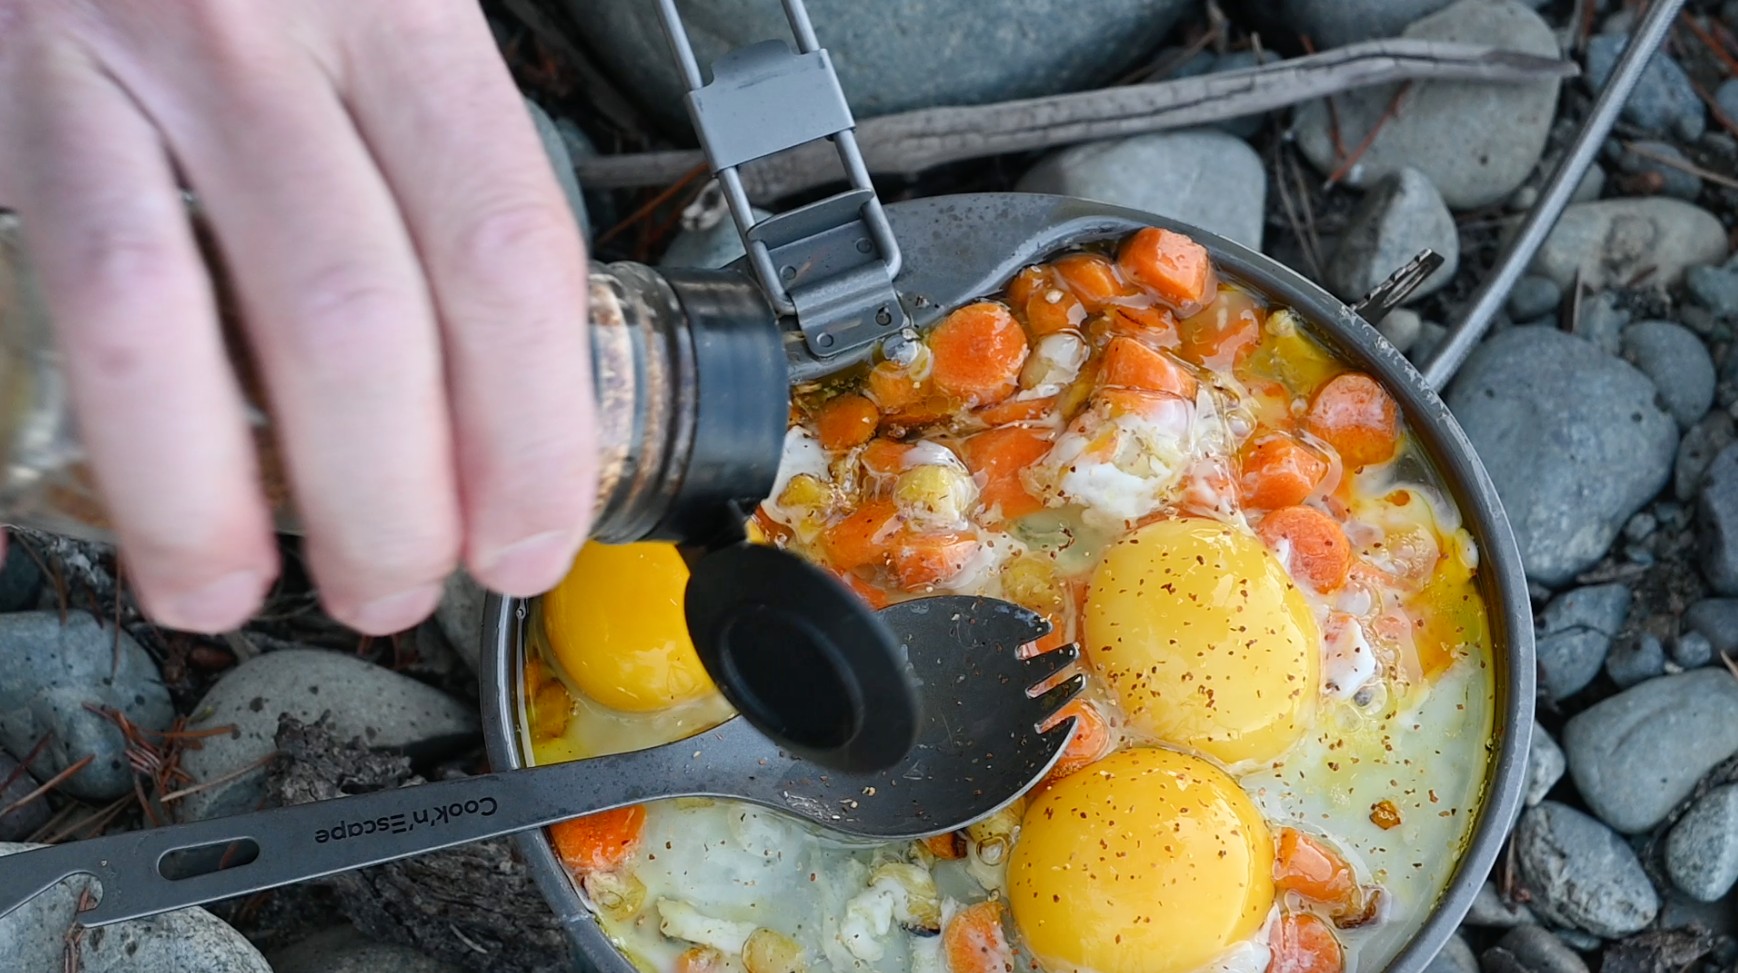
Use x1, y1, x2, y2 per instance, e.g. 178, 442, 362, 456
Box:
0, 1, 599, 635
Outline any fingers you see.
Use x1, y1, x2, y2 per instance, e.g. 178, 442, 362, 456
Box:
87, 7, 461, 633
336, 1, 596, 597
0, 28, 278, 631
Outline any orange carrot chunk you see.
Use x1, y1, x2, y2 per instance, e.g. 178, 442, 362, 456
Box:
1177, 286, 1263, 367
1258, 505, 1352, 591
890, 530, 979, 589
1269, 912, 1346, 973
943, 901, 1013, 973
1052, 252, 1134, 312
823, 499, 901, 572
867, 359, 928, 413
1274, 827, 1358, 907
962, 426, 1053, 521
1098, 303, 1180, 346
1005, 265, 1051, 308
1044, 698, 1111, 780
1098, 336, 1199, 399
860, 438, 912, 477
929, 302, 1029, 405
815, 393, 880, 449
1025, 288, 1088, 337
1118, 227, 1216, 311
977, 394, 1057, 426
1305, 373, 1399, 469
922, 832, 966, 860
1240, 434, 1330, 510
549, 805, 646, 874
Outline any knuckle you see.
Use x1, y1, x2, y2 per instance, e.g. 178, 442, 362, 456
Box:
452, 200, 576, 286
282, 261, 422, 362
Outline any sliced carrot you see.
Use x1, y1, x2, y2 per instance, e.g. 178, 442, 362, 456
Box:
839, 569, 892, 610
867, 359, 928, 412
1117, 227, 1216, 312
1269, 911, 1346, 973
1240, 434, 1329, 510
1098, 336, 1199, 399
890, 530, 979, 589
929, 302, 1029, 405
822, 499, 901, 572
815, 393, 880, 450
943, 901, 1012, 973
1024, 287, 1087, 337
1005, 265, 1052, 308
1097, 303, 1180, 346
1051, 252, 1134, 312
883, 394, 959, 430
1258, 505, 1353, 591
1304, 373, 1400, 469
1177, 286, 1263, 367
1045, 698, 1111, 780
860, 438, 912, 477
549, 805, 645, 874
977, 395, 1057, 426
1274, 827, 1358, 907
922, 831, 966, 860
962, 426, 1052, 521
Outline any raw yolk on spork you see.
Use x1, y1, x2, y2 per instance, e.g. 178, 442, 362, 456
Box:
1010, 747, 1275, 973
540, 541, 717, 713
1084, 517, 1320, 764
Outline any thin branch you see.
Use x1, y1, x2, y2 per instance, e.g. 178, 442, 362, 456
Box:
575, 39, 1579, 202
1326, 81, 1414, 187
0, 755, 94, 819
1621, 139, 1738, 190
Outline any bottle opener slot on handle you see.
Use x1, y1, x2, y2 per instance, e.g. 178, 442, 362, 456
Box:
652, 0, 910, 358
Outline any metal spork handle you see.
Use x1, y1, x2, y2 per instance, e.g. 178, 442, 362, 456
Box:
0, 718, 761, 928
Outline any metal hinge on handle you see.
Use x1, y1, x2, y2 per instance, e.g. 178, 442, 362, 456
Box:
653, 0, 910, 357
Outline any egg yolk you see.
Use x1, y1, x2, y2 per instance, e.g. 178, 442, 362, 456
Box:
1084, 517, 1320, 764
1009, 747, 1275, 973
540, 541, 718, 713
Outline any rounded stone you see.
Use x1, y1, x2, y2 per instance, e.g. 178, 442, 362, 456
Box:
1324, 167, 1459, 304
1562, 669, 1738, 834
1489, 925, 1590, 973
1506, 276, 1563, 322
0, 611, 174, 801
178, 649, 479, 822
1446, 327, 1677, 587
1530, 198, 1728, 292
570, 0, 1198, 129
1017, 130, 1268, 252
1293, 0, 1561, 209
1664, 784, 1738, 902
1534, 583, 1631, 701
267, 926, 465, 973
1514, 801, 1660, 938
1620, 321, 1716, 429
0, 842, 271, 973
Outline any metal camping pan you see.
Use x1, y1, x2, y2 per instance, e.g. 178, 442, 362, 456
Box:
479, 193, 1537, 973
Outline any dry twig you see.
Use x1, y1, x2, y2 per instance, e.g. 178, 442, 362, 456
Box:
575, 39, 1577, 201
0, 755, 93, 820
1326, 81, 1413, 187
1621, 139, 1738, 190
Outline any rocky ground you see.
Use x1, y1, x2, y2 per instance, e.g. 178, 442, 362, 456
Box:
3, 0, 1738, 971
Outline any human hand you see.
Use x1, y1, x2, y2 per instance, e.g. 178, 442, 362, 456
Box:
0, 1, 597, 635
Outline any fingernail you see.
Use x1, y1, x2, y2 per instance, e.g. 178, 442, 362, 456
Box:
351, 583, 443, 635
479, 530, 579, 596
161, 570, 267, 633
